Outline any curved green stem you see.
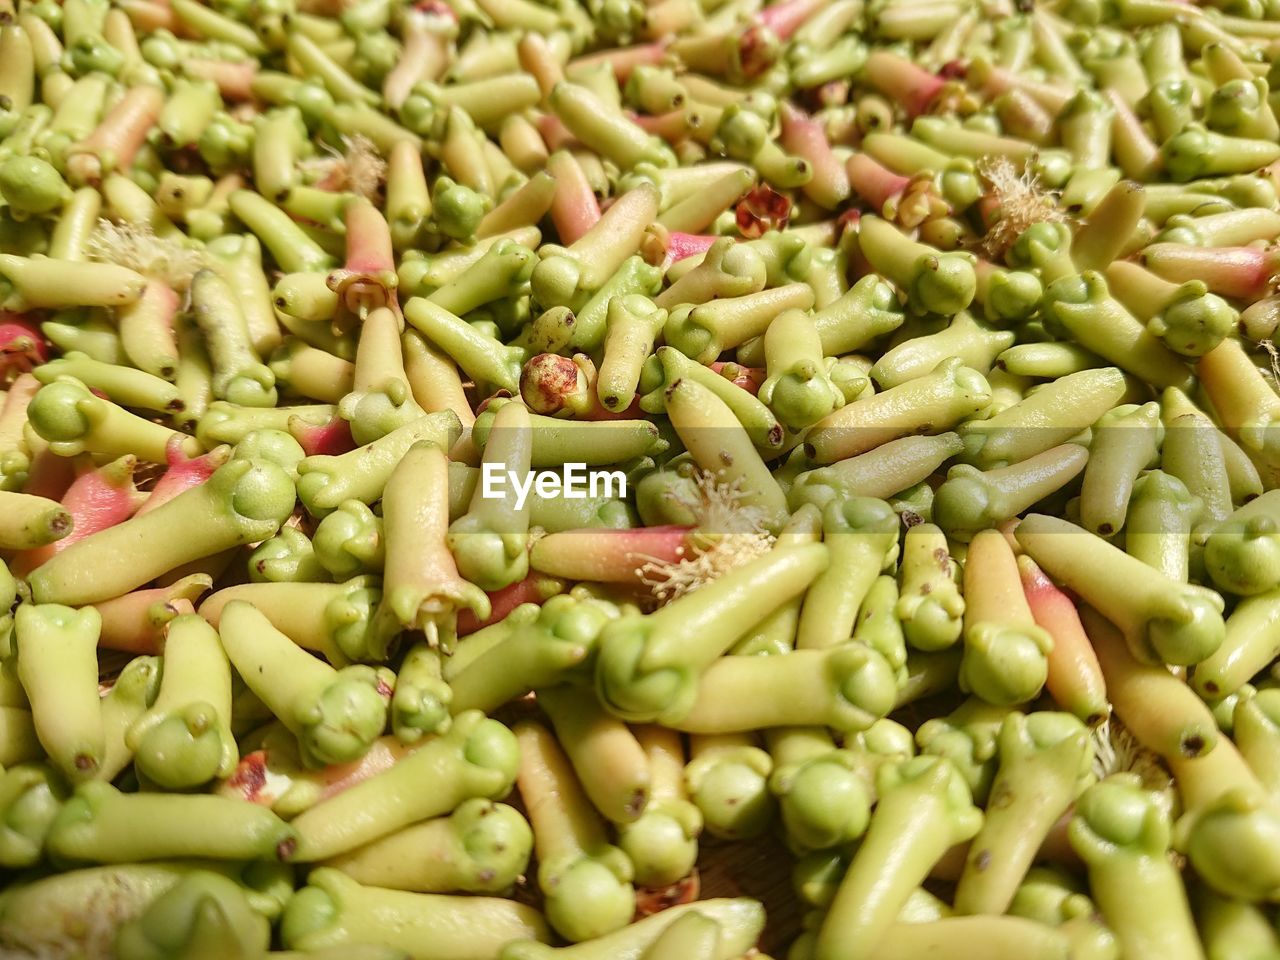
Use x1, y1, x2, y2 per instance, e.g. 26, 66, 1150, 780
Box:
27, 376, 197, 462
959, 366, 1125, 469
596, 543, 829, 724
126, 613, 235, 791
1125, 470, 1199, 584
218, 600, 391, 768
959, 530, 1053, 705
1018, 514, 1226, 666
97, 655, 161, 782
664, 377, 787, 530
796, 498, 899, 650
654, 236, 767, 309
113, 870, 270, 960
0, 763, 68, 869
897, 523, 965, 653
1203, 491, 1280, 598
954, 712, 1091, 915
1069, 776, 1202, 960
373, 441, 489, 657
665, 283, 815, 365
284, 708, 519, 864
191, 268, 277, 408
449, 594, 620, 715
1162, 124, 1280, 182
767, 727, 870, 854
280, 867, 548, 955
812, 756, 982, 960
1041, 272, 1194, 391
640, 347, 782, 454
1195, 585, 1280, 700
313, 500, 384, 580
672, 642, 897, 734
931, 442, 1090, 542
296, 411, 460, 518
531, 182, 659, 309
598, 295, 668, 413
227, 190, 334, 274
322, 798, 532, 894
539, 683, 650, 825
497, 899, 762, 960
14, 604, 102, 782
789, 434, 964, 513
805, 358, 990, 465
617, 725, 701, 887
758, 308, 844, 429
872, 312, 1013, 391
402, 296, 525, 394
30, 458, 294, 606
858, 215, 976, 316
47, 779, 293, 864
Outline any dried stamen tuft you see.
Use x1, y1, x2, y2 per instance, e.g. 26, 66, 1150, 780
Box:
635, 472, 776, 603
1091, 715, 1174, 811
87, 220, 206, 291
299, 135, 387, 201
977, 156, 1066, 259
1259, 338, 1280, 387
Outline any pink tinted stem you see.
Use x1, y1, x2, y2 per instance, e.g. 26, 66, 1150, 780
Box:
756, 0, 828, 39
22, 448, 77, 502
342, 199, 397, 277
537, 113, 578, 152
117, 0, 180, 32
631, 109, 698, 144
67, 85, 165, 185
864, 50, 945, 118
0, 311, 49, 376
330, 200, 399, 318
530, 525, 694, 582
847, 153, 909, 211
568, 42, 668, 83
135, 438, 232, 516
184, 59, 257, 102
666, 232, 719, 262
1142, 243, 1279, 301
547, 151, 601, 245
383, 10, 453, 109
1019, 555, 1109, 725
710, 361, 765, 394
15, 456, 139, 574
780, 102, 849, 209
96, 578, 211, 653
640, 227, 717, 270
289, 415, 356, 456
457, 573, 566, 635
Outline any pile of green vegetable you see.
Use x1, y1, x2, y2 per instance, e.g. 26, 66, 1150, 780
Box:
4, 0, 1280, 956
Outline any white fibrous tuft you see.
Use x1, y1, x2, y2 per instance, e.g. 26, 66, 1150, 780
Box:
87, 219, 206, 291
636, 472, 776, 604
298, 135, 387, 201
978, 155, 1067, 260
1258, 338, 1280, 387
